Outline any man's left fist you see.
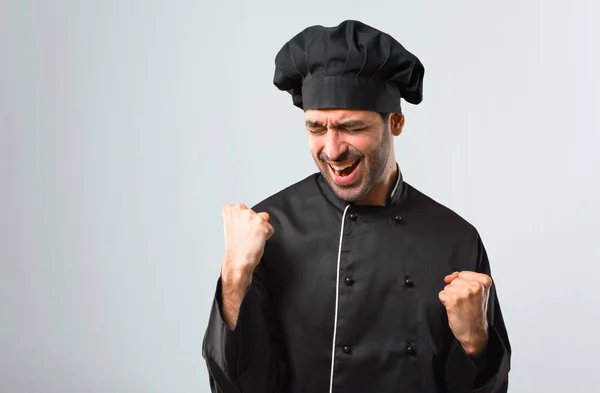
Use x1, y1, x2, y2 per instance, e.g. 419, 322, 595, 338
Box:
438, 271, 492, 358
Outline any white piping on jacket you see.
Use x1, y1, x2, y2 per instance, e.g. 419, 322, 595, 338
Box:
328, 204, 351, 393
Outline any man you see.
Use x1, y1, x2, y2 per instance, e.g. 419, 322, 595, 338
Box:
202, 20, 511, 393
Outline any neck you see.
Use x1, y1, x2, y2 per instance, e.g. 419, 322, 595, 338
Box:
355, 161, 399, 206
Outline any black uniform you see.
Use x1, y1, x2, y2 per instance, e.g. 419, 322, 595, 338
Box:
202, 170, 511, 393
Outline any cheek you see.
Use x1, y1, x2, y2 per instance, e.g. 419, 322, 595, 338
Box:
307, 138, 323, 157
349, 137, 377, 157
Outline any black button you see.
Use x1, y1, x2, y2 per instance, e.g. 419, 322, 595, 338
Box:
345, 277, 355, 286
394, 215, 403, 225
343, 345, 353, 354
349, 214, 357, 221
404, 276, 414, 287
406, 343, 416, 356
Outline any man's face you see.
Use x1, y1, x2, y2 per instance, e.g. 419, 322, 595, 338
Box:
305, 109, 394, 202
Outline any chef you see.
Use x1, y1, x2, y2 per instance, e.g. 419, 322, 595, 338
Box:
202, 19, 511, 393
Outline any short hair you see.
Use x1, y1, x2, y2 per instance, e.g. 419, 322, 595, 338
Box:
378, 112, 392, 122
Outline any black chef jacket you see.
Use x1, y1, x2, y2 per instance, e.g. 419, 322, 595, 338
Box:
202, 169, 511, 393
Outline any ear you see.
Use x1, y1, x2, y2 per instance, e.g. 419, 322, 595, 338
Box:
390, 113, 405, 136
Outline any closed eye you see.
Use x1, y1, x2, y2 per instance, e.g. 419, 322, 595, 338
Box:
345, 127, 368, 133
308, 126, 369, 134
307, 128, 326, 134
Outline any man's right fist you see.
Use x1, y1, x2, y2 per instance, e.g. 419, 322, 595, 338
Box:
221, 203, 274, 278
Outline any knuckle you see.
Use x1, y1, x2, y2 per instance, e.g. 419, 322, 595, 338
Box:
222, 205, 233, 218
484, 276, 493, 287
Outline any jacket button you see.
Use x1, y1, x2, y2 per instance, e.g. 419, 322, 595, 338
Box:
404, 276, 414, 287
349, 213, 357, 221
345, 277, 355, 286
343, 345, 353, 354
394, 215, 403, 225
406, 343, 416, 356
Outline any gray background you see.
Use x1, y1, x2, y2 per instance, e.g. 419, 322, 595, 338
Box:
1, 0, 598, 392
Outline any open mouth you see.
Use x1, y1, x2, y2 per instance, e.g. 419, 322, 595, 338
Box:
329, 159, 361, 177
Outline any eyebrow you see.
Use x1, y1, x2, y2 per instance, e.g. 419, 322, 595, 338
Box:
305, 119, 372, 129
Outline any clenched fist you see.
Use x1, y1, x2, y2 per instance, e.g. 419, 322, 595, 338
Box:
438, 271, 492, 358
219, 203, 274, 330
221, 203, 274, 284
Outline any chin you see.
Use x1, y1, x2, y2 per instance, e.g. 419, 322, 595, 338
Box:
324, 176, 366, 202
316, 161, 368, 201
335, 189, 363, 202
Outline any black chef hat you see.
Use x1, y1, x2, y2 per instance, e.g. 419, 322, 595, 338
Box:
273, 20, 424, 113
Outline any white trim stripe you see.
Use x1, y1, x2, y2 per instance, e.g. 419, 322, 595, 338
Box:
389, 164, 402, 199
328, 204, 350, 393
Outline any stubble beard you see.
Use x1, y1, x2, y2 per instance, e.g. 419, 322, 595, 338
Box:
316, 128, 392, 203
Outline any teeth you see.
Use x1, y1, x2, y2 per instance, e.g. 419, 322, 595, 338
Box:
330, 160, 357, 171
330, 159, 359, 176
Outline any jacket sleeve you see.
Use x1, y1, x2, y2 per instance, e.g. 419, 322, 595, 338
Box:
445, 234, 512, 393
201, 261, 288, 393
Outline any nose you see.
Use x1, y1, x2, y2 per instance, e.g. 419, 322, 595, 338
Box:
322, 130, 347, 162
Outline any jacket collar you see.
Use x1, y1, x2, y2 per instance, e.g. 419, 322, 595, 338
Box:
317, 163, 404, 212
